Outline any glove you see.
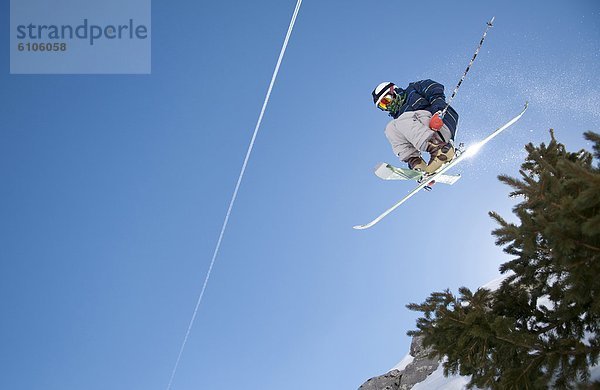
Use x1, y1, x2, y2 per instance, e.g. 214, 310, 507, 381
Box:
429, 112, 443, 131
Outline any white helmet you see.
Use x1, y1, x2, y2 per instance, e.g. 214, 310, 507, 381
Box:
372, 81, 396, 107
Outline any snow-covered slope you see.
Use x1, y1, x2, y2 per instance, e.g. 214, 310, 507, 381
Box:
406, 358, 600, 390
410, 364, 473, 390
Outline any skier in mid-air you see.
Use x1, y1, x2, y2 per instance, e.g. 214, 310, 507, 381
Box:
372, 79, 459, 174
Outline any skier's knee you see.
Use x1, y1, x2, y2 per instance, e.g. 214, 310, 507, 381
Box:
426, 133, 447, 154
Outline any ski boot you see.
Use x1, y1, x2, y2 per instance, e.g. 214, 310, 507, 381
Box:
406, 156, 427, 172
424, 134, 455, 175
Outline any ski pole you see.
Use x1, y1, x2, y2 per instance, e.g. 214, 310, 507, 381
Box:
440, 16, 495, 119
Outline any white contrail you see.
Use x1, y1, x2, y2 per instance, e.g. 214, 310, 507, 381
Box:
166, 1, 303, 389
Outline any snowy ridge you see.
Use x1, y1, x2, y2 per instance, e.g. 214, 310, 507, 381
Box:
389, 354, 414, 372
411, 363, 475, 390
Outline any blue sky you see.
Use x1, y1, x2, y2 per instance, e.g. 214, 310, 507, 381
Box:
1, 1, 599, 389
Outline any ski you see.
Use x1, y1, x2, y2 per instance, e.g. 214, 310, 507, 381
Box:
353, 102, 528, 230
374, 162, 462, 185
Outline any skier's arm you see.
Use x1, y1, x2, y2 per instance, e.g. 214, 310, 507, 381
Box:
414, 79, 447, 113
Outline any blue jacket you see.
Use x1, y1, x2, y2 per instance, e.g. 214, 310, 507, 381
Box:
391, 79, 459, 140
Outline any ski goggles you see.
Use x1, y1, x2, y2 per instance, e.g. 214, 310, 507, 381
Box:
377, 94, 395, 111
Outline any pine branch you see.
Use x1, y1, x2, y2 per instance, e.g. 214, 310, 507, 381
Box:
516, 354, 544, 383
493, 334, 538, 351
573, 241, 600, 252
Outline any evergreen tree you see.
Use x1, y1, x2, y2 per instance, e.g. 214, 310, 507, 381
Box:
407, 131, 600, 389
